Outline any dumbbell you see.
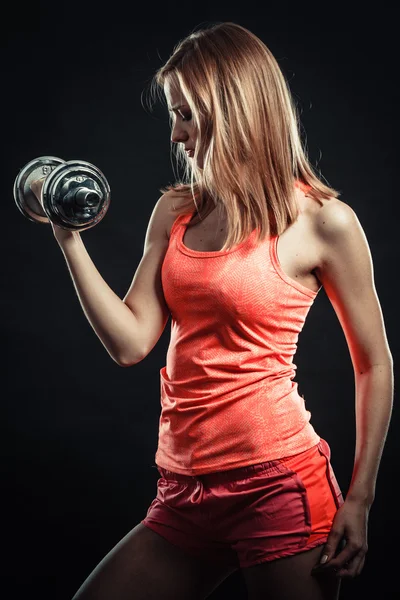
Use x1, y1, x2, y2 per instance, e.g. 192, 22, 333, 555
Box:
13, 156, 111, 231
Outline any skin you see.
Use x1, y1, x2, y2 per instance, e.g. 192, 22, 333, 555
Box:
164, 80, 203, 169
30, 178, 78, 246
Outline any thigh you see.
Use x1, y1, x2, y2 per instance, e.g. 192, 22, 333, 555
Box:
242, 544, 342, 600
71, 522, 237, 600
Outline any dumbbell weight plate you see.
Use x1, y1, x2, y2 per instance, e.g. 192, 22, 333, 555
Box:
13, 156, 66, 224
42, 160, 111, 231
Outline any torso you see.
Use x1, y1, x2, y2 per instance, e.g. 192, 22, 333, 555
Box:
165, 187, 329, 294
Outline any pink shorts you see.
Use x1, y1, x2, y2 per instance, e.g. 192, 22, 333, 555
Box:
141, 438, 344, 569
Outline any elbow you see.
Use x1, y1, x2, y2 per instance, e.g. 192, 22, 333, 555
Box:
355, 356, 394, 375
118, 360, 136, 368
117, 352, 145, 368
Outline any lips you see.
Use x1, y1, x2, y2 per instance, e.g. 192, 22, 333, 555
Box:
186, 149, 195, 157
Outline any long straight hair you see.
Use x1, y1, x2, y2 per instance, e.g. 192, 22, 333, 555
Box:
149, 22, 340, 251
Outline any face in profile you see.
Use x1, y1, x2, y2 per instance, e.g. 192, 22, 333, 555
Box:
164, 79, 203, 168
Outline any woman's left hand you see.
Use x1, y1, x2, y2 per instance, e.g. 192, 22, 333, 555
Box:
311, 498, 370, 579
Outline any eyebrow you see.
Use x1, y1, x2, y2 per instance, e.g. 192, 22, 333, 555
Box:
168, 104, 187, 112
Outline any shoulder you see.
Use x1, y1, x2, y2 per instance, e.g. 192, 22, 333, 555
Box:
306, 197, 365, 271
159, 190, 193, 240
157, 190, 181, 213
313, 197, 359, 240
311, 196, 370, 278
297, 191, 355, 249
160, 189, 192, 213
310, 196, 362, 263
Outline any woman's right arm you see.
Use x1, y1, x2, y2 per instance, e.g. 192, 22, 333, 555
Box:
57, 233, 148, 366
31, 180, 171, 366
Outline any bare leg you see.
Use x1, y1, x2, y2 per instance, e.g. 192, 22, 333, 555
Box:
242, 544, 342, 600
71, 522, 238, 600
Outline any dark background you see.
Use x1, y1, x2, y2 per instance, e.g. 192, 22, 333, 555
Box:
3, 5, 398, 599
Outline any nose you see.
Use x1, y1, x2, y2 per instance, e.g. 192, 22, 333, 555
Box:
171, 123, 189, 146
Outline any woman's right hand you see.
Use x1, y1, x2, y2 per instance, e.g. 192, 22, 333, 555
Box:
30, 178, 81, 246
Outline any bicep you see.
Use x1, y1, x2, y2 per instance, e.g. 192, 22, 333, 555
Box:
122, 194, 171, 359
314, 199, 392, 372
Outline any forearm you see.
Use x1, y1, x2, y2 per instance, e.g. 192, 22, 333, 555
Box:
58, 234, 143, 366
346, 361, 394, 506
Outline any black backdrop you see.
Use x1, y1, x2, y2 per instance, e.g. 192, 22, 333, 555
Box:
3, 6, 398, 600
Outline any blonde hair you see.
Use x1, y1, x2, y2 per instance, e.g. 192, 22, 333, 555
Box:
149, 21, 340, 251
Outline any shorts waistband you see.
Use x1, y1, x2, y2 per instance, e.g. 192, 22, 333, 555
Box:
155, 458, 285, 485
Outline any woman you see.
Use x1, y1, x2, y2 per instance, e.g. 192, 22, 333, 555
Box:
35, 21, 392, 600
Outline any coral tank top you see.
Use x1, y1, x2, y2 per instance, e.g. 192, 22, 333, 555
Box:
155, 181, 321, 475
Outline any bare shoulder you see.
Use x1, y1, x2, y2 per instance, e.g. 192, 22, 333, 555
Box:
313, 196, 360, 247
161, 189, 188, 212
161, 190, 193, 240
311, 195, 366, 271
314, 196, 357, 234
149, 191, 180, 242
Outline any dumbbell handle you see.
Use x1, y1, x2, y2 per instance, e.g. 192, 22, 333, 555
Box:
29, 176, 82, 245
30, 176, 46, 199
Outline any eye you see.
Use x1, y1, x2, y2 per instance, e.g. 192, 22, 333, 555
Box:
180, 113, 192, 122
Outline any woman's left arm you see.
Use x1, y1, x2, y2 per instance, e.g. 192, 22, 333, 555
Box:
310, 197, 394, 578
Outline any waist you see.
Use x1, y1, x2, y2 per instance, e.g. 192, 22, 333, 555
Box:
156, 381, 319, 475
